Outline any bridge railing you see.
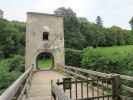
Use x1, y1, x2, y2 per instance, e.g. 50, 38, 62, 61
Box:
120, 75, 133, 99
56, 78, 114, 100
0, 66, 34, 100
65, 66, 112, 79
65, 66, 133, 100
51, 80, 71, 100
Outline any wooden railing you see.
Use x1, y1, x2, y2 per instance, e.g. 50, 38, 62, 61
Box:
51, 80, 71, 100
0, 66, 33, 100
65, 66, 133, 100
65, 66, 111, 78
56, 78, 114, 100
0, 65, 132, 100
120, 75, 133, 99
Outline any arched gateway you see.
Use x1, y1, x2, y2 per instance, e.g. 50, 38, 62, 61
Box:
25, 12, 65, 70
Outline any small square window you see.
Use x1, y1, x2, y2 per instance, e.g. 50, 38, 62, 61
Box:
43, 32, 49, 40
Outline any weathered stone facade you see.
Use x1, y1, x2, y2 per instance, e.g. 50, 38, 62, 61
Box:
25, 12, 64, 70
0, 9, 3, 18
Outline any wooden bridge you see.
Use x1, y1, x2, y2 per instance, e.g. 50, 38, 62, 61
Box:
0, 66, 133, 100
0, 12, 133, 100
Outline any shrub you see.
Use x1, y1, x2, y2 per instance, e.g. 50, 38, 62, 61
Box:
0, 55, 24, 94
65, 48, 82, 67
81, 46, 133, 74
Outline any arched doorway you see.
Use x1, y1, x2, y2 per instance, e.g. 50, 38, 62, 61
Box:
36, 52, 54, 70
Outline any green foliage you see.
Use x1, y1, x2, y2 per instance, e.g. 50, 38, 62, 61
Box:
80, 22, 131, 47
81, 45, 133, 74
38, 58, 52, 70
80, 22, 106, 47
64, 16, 86, 49
0, 55, 24, 94
54, 7, 76, 17
125, 30, 133, 44
96, 16, 103, 27
0, 19, 25, 94
0, 19, 25, 58
65, 48, 82, 67
129, 17, 133, 30
55, 7, 133, 49
54, 7, 133, 49
6, 55, 25, 72
54, 7, 86, 49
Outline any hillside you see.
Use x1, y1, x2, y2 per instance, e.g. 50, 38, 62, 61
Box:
81, 45, 133, 75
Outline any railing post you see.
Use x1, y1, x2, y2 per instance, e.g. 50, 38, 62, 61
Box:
51, 80, 57, 100
112, 74, 121, 100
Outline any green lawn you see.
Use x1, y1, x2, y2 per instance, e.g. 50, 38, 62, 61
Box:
84, 45, 133, 60
38, 58, 52, 70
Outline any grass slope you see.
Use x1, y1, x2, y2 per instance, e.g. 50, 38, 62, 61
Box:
38, 58, 52, 70
82, 45, 133, 74
91, 45, 133, 59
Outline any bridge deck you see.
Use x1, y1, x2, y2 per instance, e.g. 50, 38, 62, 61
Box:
26, 71, 64, 100
25, 71, 112, 100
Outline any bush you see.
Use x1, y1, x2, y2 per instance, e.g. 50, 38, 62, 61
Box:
0, 55, 24, 94
65, 48, 82, 67
7, 55, 25, 72
81, 46, 133, 74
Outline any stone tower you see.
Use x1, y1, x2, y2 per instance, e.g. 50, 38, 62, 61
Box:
0, 9, 3, 18
25, 12, 64, 70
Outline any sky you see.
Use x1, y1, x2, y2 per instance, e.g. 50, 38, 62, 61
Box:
0, 0, 132, 30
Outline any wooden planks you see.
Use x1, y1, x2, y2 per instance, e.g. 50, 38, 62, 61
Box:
26, 71, 65, 100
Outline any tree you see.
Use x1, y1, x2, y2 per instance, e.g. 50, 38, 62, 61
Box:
78, 17, 88, 23
0, 19, 25, 58
54, 7, 85, 49
96, 16, 103, 27
129, 17, 133, 30
0, 19, 25, 94
109, 26, 125, 45
54, 7, 76, 17
0, 55, 24, 94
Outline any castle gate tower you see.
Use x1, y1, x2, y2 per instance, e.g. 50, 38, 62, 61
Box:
25, 12, 64, 70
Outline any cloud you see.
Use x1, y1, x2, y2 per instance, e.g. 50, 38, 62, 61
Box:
29, 0, 67, 13
0, 0, 132, 29
92, 0, 133, 29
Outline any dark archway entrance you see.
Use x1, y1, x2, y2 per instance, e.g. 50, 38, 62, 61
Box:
36, 52, 54, 70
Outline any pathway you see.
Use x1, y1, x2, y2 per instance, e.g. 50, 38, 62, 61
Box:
26, 71, 64, 100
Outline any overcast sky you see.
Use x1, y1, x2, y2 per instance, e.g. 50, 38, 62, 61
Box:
0, 0, 132, 29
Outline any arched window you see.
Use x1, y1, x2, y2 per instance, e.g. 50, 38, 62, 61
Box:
43, 32, 49, 40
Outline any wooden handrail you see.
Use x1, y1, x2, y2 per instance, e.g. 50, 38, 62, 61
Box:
120, 75, 133, 81
122, 85, 133, 93
65, 66, 112, 78
65, 66, 133, 94
65, 66, 133, 81
65, 69, 87, 79
0, 66, 33, 100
